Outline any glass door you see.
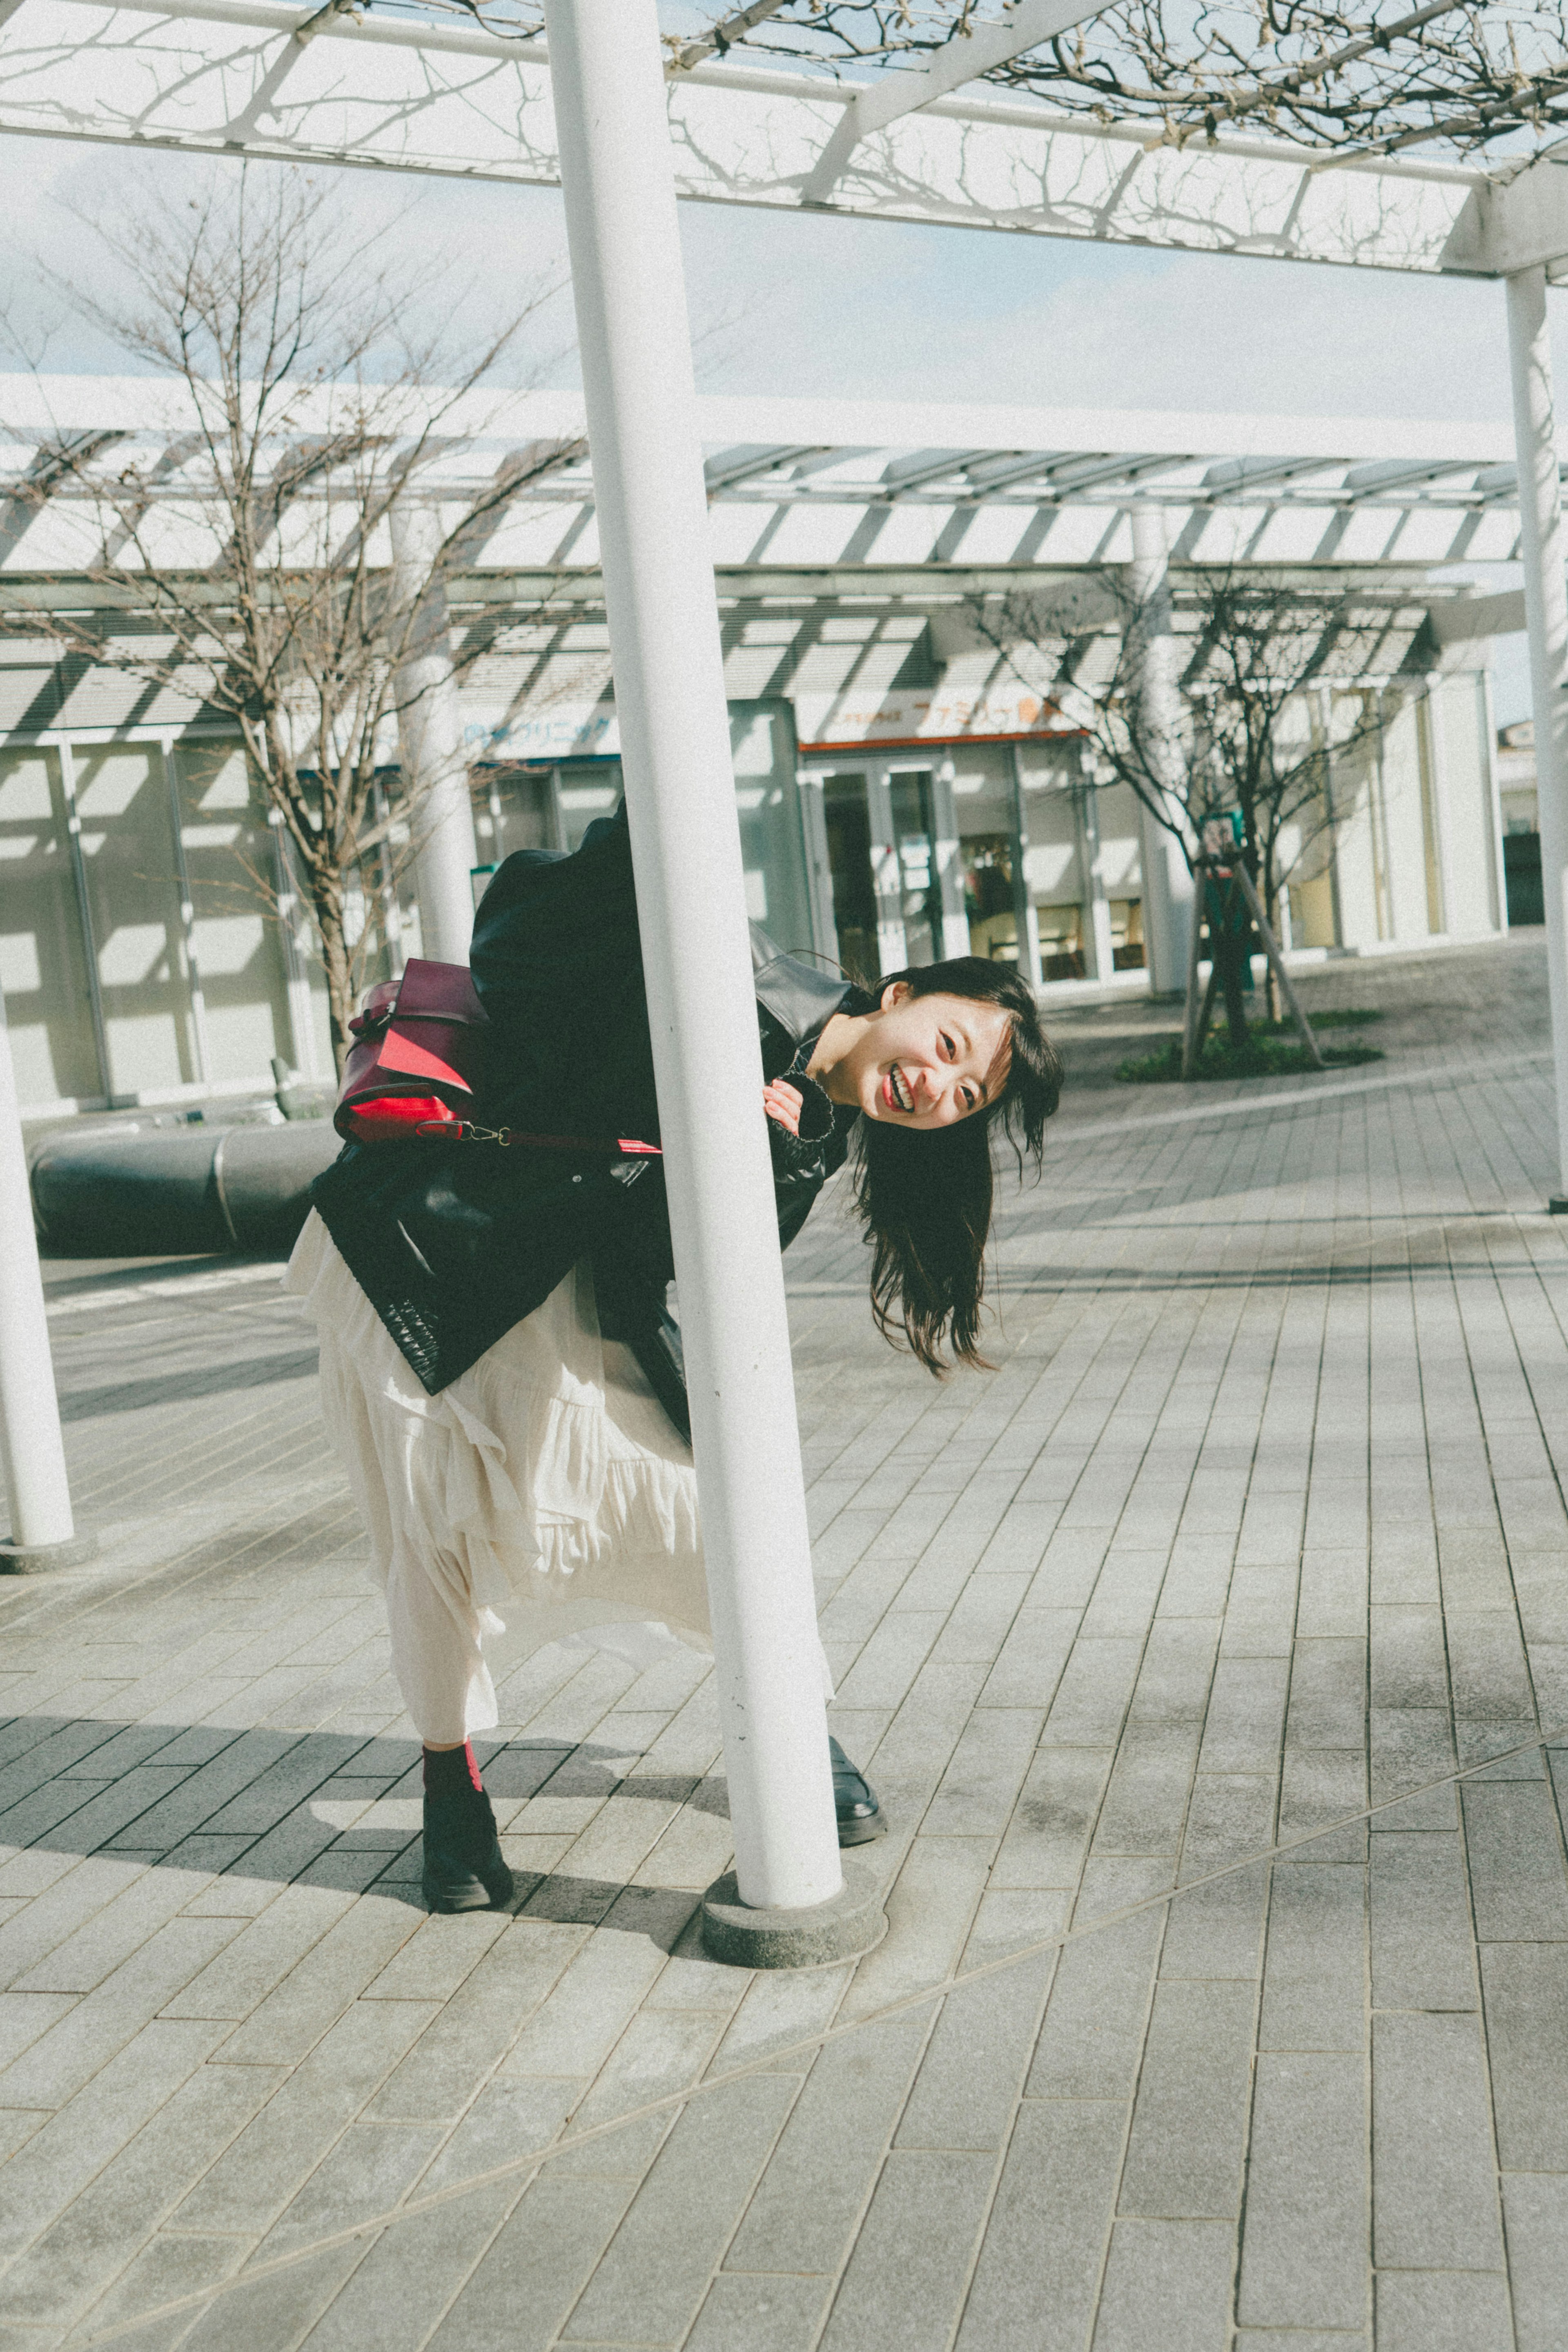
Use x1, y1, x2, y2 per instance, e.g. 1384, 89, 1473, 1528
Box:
887, 767, 940, 968
821, 771, 882, 988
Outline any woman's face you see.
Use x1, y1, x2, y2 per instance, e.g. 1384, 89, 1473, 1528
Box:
837, 983, 1012, 1130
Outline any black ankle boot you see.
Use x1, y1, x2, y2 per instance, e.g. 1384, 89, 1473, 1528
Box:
421, 1748, 514, 1913
829, 1735, 887, 1847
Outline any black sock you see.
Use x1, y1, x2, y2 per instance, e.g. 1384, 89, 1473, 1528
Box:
423, 1741, 484, 1798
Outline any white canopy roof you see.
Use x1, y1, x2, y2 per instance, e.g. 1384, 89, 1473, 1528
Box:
0, 377, 1544, 582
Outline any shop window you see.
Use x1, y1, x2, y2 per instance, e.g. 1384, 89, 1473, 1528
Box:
474, 764, 557, 866
1110, 898, 1145, 971
963, 833, 1018, 961
1504, 833, 1544, 927
731, 701, 813, 955
1288, 870, 1339, 950
557, 763, 622, 853
1038, 902, 1086, 983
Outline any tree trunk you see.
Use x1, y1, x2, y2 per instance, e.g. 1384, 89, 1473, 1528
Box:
1221, 934, 1250, 1048
1215, 877, 1249, 1047
310, 873, 356, 1078
1261, 866, 1282, 1024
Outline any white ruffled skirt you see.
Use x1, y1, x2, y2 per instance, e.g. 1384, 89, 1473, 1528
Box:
284, 1210, 712, 1743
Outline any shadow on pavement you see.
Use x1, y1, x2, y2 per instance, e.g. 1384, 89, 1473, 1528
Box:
0, 1714, 724, 1946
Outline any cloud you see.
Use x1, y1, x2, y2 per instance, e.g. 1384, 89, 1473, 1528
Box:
677, 199, 1562, 426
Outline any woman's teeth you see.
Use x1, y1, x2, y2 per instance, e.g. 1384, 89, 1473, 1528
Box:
889, 1064, 914, 1112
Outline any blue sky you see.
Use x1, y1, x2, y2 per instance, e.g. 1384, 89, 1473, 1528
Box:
2, 126, 1555, 720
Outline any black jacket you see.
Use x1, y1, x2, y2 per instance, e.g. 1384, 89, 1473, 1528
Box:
310, 805, 866, 1411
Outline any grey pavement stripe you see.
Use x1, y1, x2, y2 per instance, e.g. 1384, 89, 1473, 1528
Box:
1047, 1048, 1552, 1149
72, 1714, 1568, 2351
45, 1262, 290, 1318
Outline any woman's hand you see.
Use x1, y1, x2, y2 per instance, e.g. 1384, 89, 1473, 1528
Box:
763, 1078, 804, 1137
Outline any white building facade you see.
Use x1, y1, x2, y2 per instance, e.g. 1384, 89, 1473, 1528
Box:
0, 388, 1515, 1118
0, 616, 1506, 1120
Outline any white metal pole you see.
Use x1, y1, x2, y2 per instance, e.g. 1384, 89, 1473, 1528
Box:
0, 986, 88, 1571
1076, 756, 1116, 984
1127, 507, 1195, 996
543, 0, 843, 1915
390, 501, 481, 966
1506, 266, 1568, 1208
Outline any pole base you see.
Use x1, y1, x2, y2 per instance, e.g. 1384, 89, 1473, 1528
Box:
700, 1855, 888, 1970
0, 1532, 98, 1576
1550, 1198, 1568, 1217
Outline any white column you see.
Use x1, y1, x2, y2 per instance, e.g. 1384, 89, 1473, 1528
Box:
267, 805, 320, 1080
162, 735, 211, 1086
543, 0, 842, 1914
390, 501, 481, 967
1126, 508, 1195, 996
1420, 676, 1460, 940
0, 987, 85, 1570
1480, 667, 1509, 936
1506, 265, 1568, 1205
1076, 765, 1116, 983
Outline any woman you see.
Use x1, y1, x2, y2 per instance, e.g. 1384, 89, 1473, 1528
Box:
286, 804, 1062, 1912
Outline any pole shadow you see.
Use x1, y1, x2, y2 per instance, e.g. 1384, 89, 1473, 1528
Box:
0, 1712, 727, 1948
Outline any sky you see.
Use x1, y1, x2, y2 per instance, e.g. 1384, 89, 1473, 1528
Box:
2, 125, 1557, 722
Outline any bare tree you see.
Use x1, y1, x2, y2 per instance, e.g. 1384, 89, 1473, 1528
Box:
971, 571, 1401, 1032
9, 165, 573, 1070
955, 1, 1568, 163
580, 0, 1568, 164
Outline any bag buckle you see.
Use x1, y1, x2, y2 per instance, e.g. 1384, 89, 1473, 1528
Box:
414, 1119, 511, 1145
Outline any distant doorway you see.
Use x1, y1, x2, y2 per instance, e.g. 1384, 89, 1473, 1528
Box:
888, 767, 941, 969
1504, 830, 1544, 927
823, 772, 880, 988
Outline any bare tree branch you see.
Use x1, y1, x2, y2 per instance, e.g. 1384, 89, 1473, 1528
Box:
969, 569, 1400, 1021
7, 163, 566, 1071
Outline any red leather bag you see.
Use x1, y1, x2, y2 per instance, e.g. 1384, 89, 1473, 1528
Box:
334, 958, 490, 1145
333, 956, 662, 1160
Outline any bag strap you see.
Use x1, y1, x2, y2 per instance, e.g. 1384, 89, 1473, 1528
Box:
415, 1119, 661, 1155
349, 1005, 488, 1039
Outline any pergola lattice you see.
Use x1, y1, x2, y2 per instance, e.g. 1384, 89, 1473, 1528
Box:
1, 0, 1565, 280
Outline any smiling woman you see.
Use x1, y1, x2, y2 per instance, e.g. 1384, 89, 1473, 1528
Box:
830, 960, 1062, 1374
287, 806, 1062, 1910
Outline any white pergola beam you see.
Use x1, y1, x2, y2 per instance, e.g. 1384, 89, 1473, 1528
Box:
1443, 156, 1568, 281
2, 381, 1524, 469
0, 0, 1503, 280
862, 0, 1123, 132
800, 0, 1116, 201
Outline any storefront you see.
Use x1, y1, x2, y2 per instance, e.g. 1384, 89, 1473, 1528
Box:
0, 607, 1509, 1122
791, 680, 1148, 992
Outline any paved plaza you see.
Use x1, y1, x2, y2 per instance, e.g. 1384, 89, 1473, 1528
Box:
5, 933, 1568, 2351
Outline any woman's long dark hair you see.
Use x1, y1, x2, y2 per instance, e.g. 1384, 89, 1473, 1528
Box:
851, 958, 1062, 1375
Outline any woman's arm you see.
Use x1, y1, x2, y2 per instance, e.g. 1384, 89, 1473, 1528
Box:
764, 1077, 846, 1253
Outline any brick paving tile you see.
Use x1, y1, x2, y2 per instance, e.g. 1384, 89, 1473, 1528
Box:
7, 938, 1568, 2345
